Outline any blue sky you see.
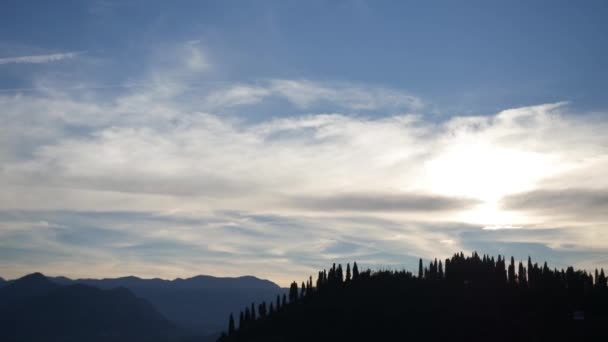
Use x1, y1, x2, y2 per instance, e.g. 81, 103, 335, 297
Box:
1, 1, 607, 285
3, 0, 607, 113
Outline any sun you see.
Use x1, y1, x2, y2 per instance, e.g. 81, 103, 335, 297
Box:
423, 141, 564, 225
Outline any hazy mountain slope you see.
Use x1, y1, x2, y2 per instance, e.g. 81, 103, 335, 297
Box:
0, 273, 176, 342
0, 272, 59, 305
51, 274, 286, 334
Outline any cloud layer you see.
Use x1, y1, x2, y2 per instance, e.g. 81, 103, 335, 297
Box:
1, 43, 608, 284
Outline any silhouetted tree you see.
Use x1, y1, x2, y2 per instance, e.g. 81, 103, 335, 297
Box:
598, 269, 607, 289
336, 264, 344, 284
289, 282, 298, 303
244, 307, 251, 322
353, 262, 359, 281
346, 263, 351, 282
228, 314, 235, 335
508, 256, 516, 285
528, 256, 534, 288
518, 261, 527, 287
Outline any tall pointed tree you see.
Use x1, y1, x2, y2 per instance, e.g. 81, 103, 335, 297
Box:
228, 314, 235, 335
508, 256, 516, 285
289, 282, 298, 303
353, 262, 359, 280
346, 263, 352, 282
518, 261, 527, 287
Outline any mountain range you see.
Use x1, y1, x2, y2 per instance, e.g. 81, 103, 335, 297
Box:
0, 273, 175, 342
50, 274, 285, 335
0, 272, 286, 341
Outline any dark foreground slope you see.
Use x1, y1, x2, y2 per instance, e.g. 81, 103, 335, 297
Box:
220, 253, 608, 342
0, 273, 176, 342
51, 274, 285, 335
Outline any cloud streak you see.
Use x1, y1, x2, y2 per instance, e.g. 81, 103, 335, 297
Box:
0, 52, 79, 65
202, 79, 423, 111
502, 188, 608, 222
289, 193, 479, 212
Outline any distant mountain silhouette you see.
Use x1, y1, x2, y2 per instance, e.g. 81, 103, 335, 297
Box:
51, 274, 286, 335
0, 273, 176, 342
0, 272, 59, 305
219, 253, 608, 342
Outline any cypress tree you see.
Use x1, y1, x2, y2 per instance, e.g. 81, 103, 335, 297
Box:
418, 258, 423, 279
508, 256, 516, 285
527, 256, 533, 288
518, 261, 527, 287
251, 303, 256, 320
228, 314, 235, 335
599, 268, 608, 289
282, 294, 287, 307
289, 282, 298, 303
346, 263, 352, 282
353, 262, 359, 280
244, 307, 251, 322
595, 269, 600, 286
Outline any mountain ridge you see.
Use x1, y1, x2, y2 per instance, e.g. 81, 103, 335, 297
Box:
0, 273, 177, 342
40, 273, 286, 335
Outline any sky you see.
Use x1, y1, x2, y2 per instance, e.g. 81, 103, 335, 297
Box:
1, 0, 607, 286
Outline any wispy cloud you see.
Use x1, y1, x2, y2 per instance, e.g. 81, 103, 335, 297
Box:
0, 52, 79, 65
201, 80, 423, 111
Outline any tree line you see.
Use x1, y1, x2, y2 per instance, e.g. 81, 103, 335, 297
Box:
218, 252, 608, 341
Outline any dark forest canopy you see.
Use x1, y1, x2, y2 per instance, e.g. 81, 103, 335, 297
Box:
219, 252, 608, 342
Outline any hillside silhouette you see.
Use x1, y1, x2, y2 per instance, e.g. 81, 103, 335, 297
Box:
219, 252, 608, 342
50, 274, 284, 335
0, 273, 176, 342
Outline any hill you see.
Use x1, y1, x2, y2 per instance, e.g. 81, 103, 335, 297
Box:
0, 273, 176, 342
51, 274, 285, 335
218, 252, 608, 342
